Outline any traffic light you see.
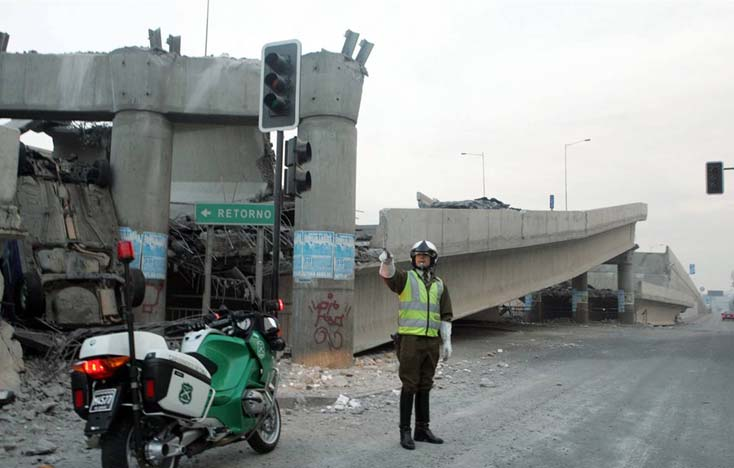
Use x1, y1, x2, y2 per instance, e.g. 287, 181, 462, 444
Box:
706, 161, 724, 194
258, 39, 302, 132
284, 136, 312, 197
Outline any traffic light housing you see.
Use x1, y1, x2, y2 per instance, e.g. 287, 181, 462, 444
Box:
259, 40, 302, 132
284, 137, 312, 197
706, 161, 724, 194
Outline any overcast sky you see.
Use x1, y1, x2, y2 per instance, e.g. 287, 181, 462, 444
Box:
3, 0, 734, 291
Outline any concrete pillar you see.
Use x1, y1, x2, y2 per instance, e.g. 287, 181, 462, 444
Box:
572, 273, 589, 323
529, 293, 544, 322
110, 110, 173, 322
290, 51, 366, 367
617, 251, 636, 324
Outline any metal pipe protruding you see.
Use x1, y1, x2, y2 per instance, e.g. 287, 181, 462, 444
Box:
355, 39, 374, 66
341, 30, 360, 58
148, 28, 163, 50
167, 35, 181, 55
0, 32, 9, 52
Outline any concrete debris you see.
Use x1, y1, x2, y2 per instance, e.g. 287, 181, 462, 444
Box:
417, 191, 519, 210
479, 379, 497, 388
168, 215, 294, 306
497, 362, 509, 368
322, 394, 364, 414
0, 320, 25, 393
0, 388, 16, 406
21, 439, 57, 456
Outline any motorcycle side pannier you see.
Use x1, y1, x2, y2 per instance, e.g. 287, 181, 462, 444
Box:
141, 349, 214, 419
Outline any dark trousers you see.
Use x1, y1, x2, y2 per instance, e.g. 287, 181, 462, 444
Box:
397, 335, 440, 393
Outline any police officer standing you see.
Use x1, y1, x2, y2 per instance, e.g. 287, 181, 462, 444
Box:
379, 240, 453, 450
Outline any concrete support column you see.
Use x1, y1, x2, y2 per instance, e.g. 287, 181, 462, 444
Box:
617, 251, 636, 324
530, 293, 544, 322
290, 51, 365, 367
572, 273, 589, 323
110, 110, 173, 322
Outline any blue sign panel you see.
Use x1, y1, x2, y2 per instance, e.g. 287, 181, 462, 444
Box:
334, 233, 355, 280
293, 231, 334, 280
142, 232, 168, 280
119, 227, 167, 279
689, 263, 695, 275
549, 194, 555, 210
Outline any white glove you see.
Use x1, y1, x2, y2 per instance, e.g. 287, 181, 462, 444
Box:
378, 249, 395, 278
440, 321, 452, 361
378, 249, 392, 263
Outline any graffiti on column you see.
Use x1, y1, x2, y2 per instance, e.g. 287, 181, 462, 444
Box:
310, 292, 352, 350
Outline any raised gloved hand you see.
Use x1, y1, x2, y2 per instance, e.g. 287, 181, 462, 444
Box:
378, 249, 393, 263
440, 321, 452, 361
378, 249, 396, 278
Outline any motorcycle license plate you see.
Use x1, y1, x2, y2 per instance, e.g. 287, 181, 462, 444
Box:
89, 388, 117, 413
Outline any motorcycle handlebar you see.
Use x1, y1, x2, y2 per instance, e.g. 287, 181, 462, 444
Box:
208, 317, 232, 329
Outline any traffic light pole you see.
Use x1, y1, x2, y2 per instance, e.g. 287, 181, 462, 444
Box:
271, 130, 284, 300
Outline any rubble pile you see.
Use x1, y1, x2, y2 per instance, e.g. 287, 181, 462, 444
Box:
278, 351, 400, 398
354, 225, 382, 264
417, 191, 519, 210
0, 357, 92, 467
168, 214, 295, 304
540, 281, 618, 298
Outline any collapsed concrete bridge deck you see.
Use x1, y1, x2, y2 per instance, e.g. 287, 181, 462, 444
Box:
350, 203, 649, 352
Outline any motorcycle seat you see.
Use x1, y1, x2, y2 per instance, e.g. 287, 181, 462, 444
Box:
186, 352, 219, 376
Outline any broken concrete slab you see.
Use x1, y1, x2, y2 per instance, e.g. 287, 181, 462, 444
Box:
0, 320, 25, 393
0, 388, 16, 406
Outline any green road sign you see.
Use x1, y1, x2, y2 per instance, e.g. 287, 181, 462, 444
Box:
194, 203, 275, 226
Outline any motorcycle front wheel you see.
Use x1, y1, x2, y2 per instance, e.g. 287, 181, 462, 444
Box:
247, 399, 281, 453
100, 417, 181, 468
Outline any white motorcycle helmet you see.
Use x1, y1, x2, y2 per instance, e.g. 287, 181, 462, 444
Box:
410, 240, 438, 270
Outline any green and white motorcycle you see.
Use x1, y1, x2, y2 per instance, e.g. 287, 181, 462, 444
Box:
70, 241, 286, 467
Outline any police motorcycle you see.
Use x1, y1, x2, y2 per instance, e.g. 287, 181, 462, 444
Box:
70, 240, 286, 467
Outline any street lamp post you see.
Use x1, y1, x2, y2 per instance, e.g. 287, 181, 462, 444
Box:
564, 138, 591, 210
460, 151, 486, 198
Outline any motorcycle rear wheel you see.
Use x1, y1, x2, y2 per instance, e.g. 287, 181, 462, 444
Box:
247, 399, 281, 453
100, 417, 181, 468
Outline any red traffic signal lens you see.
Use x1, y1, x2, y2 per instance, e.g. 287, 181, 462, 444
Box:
117, 240, 135, 263
264, 73, 288, 94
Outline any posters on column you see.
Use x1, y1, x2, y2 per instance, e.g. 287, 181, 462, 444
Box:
119, 227, 168, 280
334, 233, 355, 280
293, 231, 334, 279
142, 232, 168, 280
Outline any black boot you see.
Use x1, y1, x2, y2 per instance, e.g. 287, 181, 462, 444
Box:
414, 390, 444, 444
399, 390, 415, 450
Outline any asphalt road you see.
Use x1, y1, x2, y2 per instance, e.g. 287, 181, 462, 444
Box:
199, 314, 734, 468
13, 315, 733, 468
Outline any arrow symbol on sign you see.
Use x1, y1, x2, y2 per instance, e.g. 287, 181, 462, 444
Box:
201, 209, 211, 218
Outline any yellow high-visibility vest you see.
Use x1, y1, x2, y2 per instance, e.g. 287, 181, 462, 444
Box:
398, 270, 443, 337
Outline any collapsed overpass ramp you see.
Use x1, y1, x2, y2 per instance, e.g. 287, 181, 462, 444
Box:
352, 203, 647, 352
